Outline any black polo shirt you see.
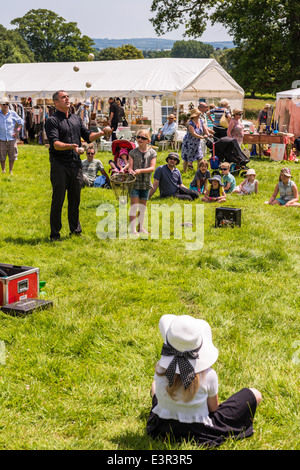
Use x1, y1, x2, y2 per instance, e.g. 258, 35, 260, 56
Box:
45, 109, 92, 167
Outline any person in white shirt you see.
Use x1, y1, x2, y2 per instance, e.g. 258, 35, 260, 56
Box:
150, 114, 177, 146
146, 314, 262, 448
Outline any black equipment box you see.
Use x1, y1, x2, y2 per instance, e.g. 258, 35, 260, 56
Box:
215, 207, 241, 228
0, 298, 53, 316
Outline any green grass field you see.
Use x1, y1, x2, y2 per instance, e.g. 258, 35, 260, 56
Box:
0, 143, 299, 450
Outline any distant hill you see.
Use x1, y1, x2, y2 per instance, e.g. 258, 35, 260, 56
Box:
92, 38, 234, 51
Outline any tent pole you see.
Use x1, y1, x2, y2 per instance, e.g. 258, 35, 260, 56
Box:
176, 92, 180, 126
130, 92, 132, 125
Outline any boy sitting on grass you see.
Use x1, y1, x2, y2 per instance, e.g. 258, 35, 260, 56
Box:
220, 162, 236, 193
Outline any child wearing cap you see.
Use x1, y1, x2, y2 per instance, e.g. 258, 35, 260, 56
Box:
233, 168, 258, 195
265, 168, 300, 206
146, 314, 262, 448
202, 174, 226, 203
220, 162, 236, 193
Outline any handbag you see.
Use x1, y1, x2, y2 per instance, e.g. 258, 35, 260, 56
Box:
220, 111, 229, 128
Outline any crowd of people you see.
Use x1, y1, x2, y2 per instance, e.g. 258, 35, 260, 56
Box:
2, 90, 299, 242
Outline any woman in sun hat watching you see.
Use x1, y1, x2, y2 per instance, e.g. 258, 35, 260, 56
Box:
265, 167, 300, 206
146, 314, 262, 448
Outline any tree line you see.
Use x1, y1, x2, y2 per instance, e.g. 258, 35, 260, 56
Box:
1, 5, 299, 96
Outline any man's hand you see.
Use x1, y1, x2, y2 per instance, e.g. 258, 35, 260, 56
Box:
102, 126, 112, 136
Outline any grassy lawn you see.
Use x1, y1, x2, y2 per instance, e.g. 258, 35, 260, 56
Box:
0, 143, 299, 450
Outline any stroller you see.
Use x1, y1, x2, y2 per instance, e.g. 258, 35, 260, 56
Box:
206, 137, 250, 177
109, 139, 135, 175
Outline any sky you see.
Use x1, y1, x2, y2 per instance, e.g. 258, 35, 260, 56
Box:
2, 0, 232, 42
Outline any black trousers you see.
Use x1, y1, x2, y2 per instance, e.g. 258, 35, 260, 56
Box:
173, 186, 199, 201
50, 161, 83, 239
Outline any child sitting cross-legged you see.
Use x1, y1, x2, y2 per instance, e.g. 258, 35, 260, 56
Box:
202, 174, 226, 203
189, 159, 211, 194
265, 167, 300, 206
146, 314, 262, 449
220, 162, 236, 193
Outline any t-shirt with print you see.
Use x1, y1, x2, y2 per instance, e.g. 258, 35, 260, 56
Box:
82, 158, 104, 185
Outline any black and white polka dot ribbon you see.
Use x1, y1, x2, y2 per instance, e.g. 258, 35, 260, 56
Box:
161, 340, 202, 389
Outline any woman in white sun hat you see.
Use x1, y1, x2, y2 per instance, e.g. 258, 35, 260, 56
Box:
146, 314, 262, 448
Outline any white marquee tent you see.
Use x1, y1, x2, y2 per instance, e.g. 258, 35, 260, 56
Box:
276, 88, 300, 100
0, 58, 244, 131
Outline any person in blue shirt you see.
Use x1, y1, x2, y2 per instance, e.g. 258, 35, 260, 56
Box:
150, 114, 177, 146
220, 162, 236, 193
0, 100, 24, 174
149, 152, 198, 201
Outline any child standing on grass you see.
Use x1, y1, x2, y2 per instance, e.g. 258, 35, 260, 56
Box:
233, 169, 258, 195
265, 168, 300, 206
202, 175, 226, 203
220, 162, 236, 193
128, 129, 157, 235
189, 159, 211, 194
146, 314, 262, 448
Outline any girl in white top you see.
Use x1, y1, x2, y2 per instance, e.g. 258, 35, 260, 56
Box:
147, 314, 262, 448
233, 168, 258, 195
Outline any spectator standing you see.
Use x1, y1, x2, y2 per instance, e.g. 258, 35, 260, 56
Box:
257, 103, 271, 128
227, 109, 245, 147
128, 129, 157, 235
0, 99, 24, 175
181, 109, 208, 173
207, 99, 231, 140
108, 97, 120, 141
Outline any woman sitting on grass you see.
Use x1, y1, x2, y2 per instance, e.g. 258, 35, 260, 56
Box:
265, 168, 300, 206
202, 175, 226, 203
146, 314, 262, 448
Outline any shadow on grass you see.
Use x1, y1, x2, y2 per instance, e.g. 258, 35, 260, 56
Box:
4, 236, 50, 245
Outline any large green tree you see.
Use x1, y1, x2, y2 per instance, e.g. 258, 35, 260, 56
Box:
150, 0, 300, 94
11, 9, 95, 62
0, 24, 34, 66
171, 40, 214, 58
95, 45, 144, 61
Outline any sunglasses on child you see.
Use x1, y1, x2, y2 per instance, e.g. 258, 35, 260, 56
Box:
137, 135, 148, 140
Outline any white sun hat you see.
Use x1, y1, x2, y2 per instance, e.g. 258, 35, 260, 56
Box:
158, 314, 218, 375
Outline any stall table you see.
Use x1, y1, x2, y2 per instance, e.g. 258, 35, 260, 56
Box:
243, 133, 294, 158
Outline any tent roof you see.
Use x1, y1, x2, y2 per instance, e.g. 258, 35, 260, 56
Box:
276, 88, 300, 100
0, 58, 244, 100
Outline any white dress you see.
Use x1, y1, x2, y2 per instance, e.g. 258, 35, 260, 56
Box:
237, 179, 257, 194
